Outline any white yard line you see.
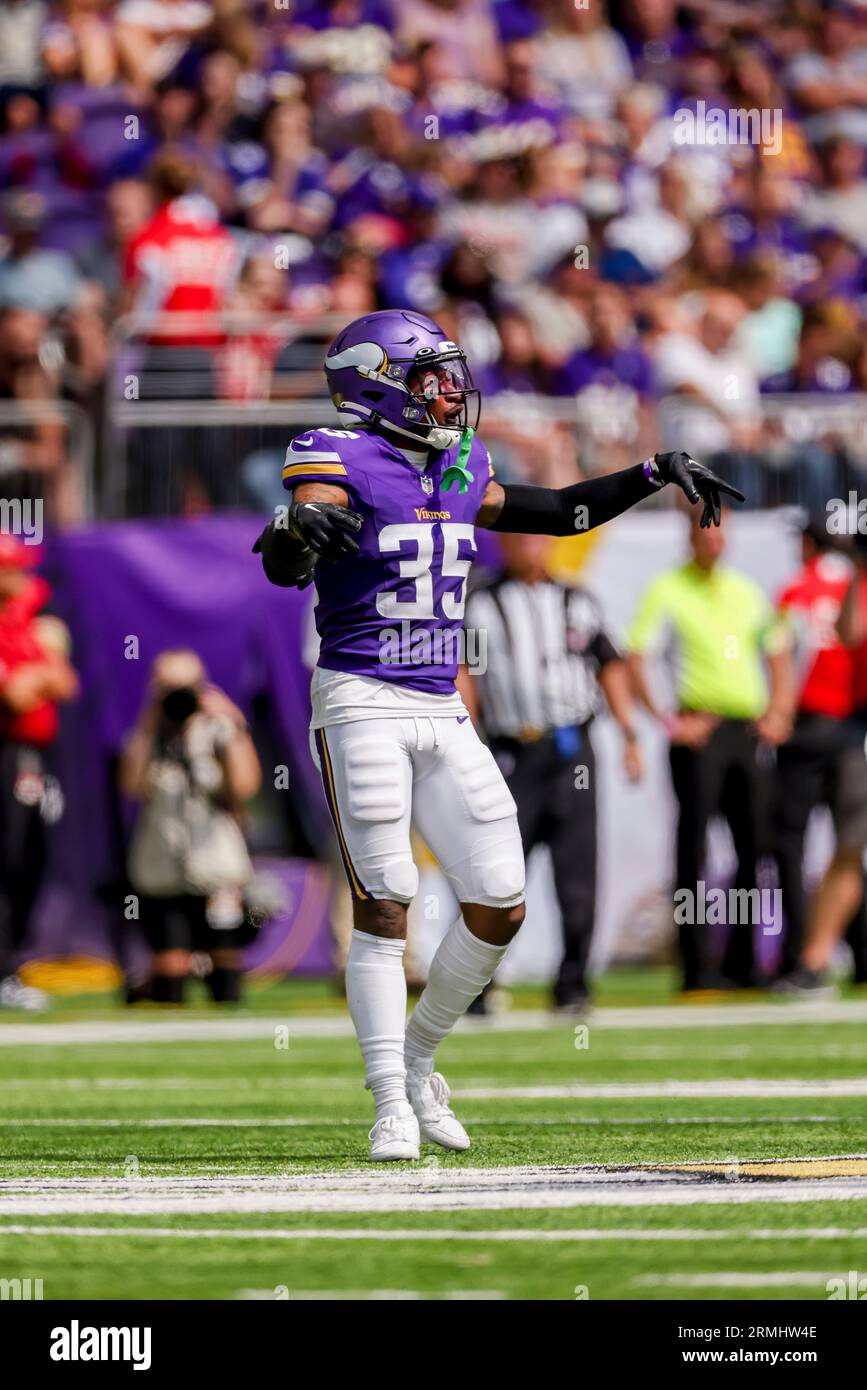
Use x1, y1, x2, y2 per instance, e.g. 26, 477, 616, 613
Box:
457, 1080, 867, 1100
1, 1224, 867, 1242
2, 1166, 867, 1214
235, 1288, 505, 1300
4, 1076, 867, 1099
0, 1115, 855, 1129
0, 1118, 351, 1127
2, 1000, 867, 1046
635, 1272, 834, 1289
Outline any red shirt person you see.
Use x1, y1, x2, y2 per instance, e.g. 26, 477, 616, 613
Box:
777, 526, 854, 721
122, 149, 239, 347
119, 149, 240, 512
0, 535, 78, 1010
773, 522, 867, 990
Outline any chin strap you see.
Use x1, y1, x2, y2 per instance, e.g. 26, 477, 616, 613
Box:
366, 411, 460, 454
442, 428, 475, 493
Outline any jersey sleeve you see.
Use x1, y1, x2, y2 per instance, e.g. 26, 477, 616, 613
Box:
753, 584, 792, 656
626, 575, 673, 654
281, 429, 358, 495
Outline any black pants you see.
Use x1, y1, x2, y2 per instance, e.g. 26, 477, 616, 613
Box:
774, 714, 867, 979
137, 894, 255, 953
669, 719, 768, 989
0, 742, 46, 979
775, 714, 843, 976
495, 729, 596, 1001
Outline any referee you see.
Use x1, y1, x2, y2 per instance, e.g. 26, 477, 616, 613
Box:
458, 533, 643, 1014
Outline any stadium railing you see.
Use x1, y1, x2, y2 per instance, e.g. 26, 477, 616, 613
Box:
46, 309, 867, 520
0, 399, 95, 525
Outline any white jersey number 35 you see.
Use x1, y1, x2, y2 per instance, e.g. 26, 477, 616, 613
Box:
375, 522, 476, 621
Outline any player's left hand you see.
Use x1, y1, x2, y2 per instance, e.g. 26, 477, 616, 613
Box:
653, 451, 746, 527
290, 501, 363, 562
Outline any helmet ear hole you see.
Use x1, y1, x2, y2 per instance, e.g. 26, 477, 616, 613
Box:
361, 390, 385, 403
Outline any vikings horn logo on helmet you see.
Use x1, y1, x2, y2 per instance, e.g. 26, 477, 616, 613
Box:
323, 309, 481, 451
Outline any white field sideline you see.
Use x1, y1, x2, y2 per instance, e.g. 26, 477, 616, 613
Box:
2, 1000, 867, 1046
2, 1224, 867, 1242
2, 1166, 867, 1214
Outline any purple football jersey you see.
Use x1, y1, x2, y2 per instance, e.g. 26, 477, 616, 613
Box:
282, 427, 493, 693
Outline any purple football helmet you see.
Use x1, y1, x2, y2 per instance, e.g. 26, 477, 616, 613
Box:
324, 309, 481, 451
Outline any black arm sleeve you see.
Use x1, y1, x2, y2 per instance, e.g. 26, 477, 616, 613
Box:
588, 631, 621, 668
490, 463, 658, 536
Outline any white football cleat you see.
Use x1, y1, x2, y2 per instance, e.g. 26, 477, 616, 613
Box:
0, 975, 48, 1012
406, 1069, 470, 1152
368, 1110, 420, 1162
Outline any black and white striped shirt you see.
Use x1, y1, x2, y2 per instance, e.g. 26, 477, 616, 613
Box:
464, 576, 620, 738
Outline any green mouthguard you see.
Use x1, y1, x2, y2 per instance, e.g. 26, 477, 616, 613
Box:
442, 427, 475, 494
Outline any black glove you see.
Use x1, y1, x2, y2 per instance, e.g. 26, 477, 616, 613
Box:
290, 500, 363, 561
252, 522, 315, 589
653, 452, 746, 528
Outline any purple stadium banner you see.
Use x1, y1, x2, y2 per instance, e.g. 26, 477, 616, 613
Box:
26, 514, 333, 975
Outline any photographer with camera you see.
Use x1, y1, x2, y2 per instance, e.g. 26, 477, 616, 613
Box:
120, 649, 262, 1005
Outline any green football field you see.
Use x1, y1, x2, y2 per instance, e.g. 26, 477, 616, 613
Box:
2, 969, 867, 1301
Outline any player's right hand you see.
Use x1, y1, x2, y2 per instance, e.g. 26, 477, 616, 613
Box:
653, 452, 745, 528
290, 501, 363, 562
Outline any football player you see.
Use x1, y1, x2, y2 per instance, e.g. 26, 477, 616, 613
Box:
254, 309, 743, 1161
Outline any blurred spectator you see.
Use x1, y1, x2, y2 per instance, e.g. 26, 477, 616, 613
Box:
732, 254, 802, 382
653, 288, 763, 500
620, 0, 692, 86
240, 98, 333, 237
800, 137, 867, 253
676, 216, 736, 294
786, 6, 867, 146
762, 303, 853, 394
477, 308, 546, 396
0, 190, 82, 315
500, 36, 563, 133
5, 0, 867, 521
0, 306, 76, 522
122, 148, 240, 511
551, 280, 656, 472
0, 534, 78, 1011
626, 507, 794, 993
729, 166, 811, 278
220, 251, 289, 401
115, 0, 214, 96
75, 177, 153, 304
0, 0, 47, 92
605, 158, 692, 275
552, 282, 653, 403
534, 0, 632, 119
41, 0, 118, 88
772, 516, 866, 985
120, 648, 261, 1006
123, 147, 238, 344
774, 534, 867, 995
397, 0, 504, 87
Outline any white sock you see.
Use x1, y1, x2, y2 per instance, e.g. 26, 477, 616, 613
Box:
345, 929, 410, 1119
405, 917, 510, 1073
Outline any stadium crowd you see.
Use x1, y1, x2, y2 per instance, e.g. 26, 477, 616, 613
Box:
4, 0, 867, 1013
4, 0, 867, 516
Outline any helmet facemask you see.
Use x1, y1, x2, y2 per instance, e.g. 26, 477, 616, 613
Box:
400, 351, 481, 451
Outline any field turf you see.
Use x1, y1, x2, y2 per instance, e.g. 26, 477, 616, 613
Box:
1, 969, 867, 1301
